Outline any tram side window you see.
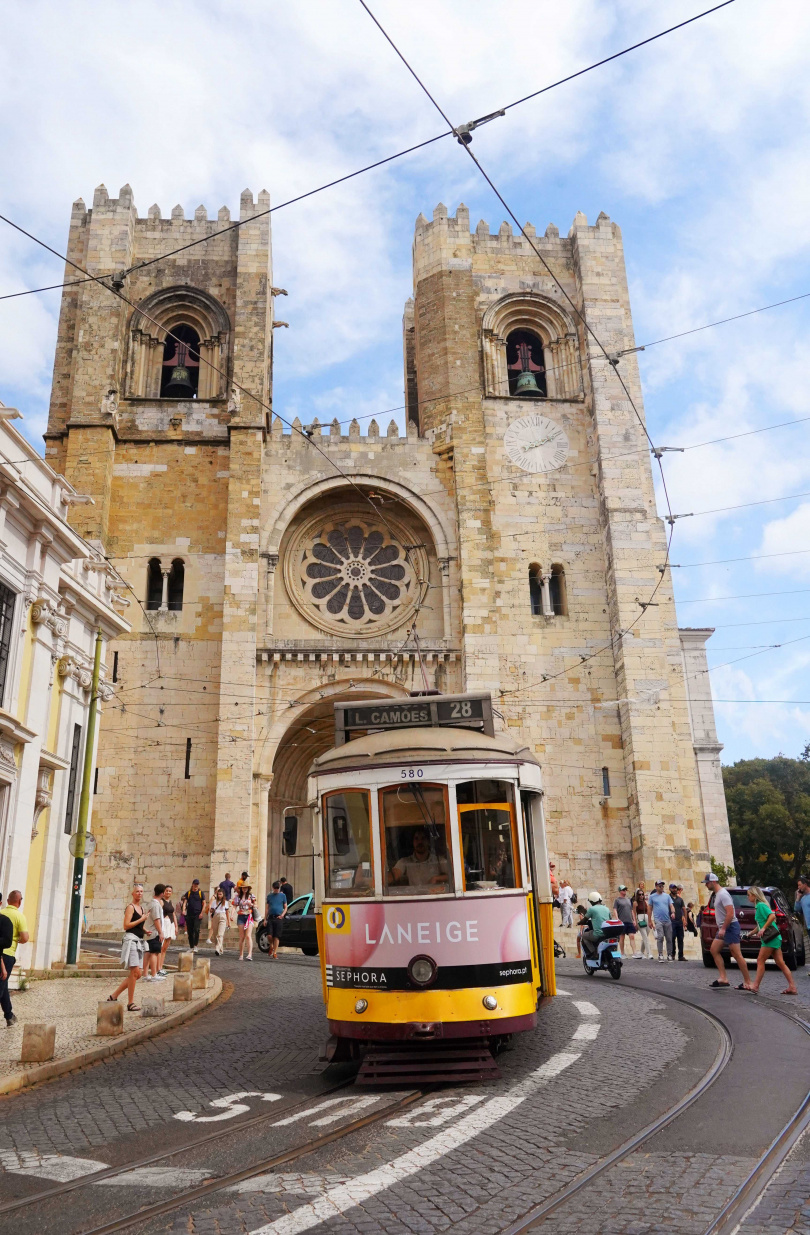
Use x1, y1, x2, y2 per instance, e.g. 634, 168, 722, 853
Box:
457, 781, 518, 891
381, 784, 452, 896
323, 790, 373, 896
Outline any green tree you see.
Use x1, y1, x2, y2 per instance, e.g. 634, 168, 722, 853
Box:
723, 754, 810, 890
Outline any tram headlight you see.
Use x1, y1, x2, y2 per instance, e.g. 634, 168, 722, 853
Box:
354, 999, 368, 1014
482, 995, 498, 1011
407, 955, 437, 988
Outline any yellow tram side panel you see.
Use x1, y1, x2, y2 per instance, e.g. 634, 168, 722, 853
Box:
538, 899, 557, 997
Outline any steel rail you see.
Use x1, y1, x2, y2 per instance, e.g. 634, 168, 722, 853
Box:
501, 981, 734, 1233
0, 1076, 355, 1217
77, 1089, 424, 1235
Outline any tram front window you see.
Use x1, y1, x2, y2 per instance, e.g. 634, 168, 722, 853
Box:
457, 781, 519, 891
381, 784, 452, 896
323, 790, 373, 896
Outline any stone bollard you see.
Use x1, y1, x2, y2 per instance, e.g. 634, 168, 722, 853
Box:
178, 952, 193, 973
96, 1001, 124, 1036
21, 1023, 56, 1063
191, 960, 209, 990
141, 996, 165, 1018
173, 973, 193, 1001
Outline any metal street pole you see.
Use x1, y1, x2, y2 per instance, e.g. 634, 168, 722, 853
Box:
66, 629, 102, 965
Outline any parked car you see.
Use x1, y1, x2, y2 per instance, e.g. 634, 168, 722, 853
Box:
700, 885, 806, 970
256, 892, 318, 956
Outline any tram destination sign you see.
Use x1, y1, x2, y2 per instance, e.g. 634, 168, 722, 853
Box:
334, 692, 494, 745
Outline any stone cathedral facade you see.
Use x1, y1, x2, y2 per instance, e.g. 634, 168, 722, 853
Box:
44, 184, 732, 927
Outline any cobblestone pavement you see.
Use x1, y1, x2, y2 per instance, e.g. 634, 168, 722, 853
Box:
0, 946, 808, 1235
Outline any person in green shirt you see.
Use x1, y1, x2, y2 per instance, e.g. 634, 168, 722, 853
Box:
581, 891, 611, 959
747, 886, 797, 996
0, 890, 30, 1027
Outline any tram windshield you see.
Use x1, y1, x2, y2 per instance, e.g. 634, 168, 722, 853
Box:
457, 780, 519, 891
381, 784, 452, 896
323, 790, 374, 896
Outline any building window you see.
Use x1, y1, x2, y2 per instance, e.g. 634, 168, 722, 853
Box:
167, 559, 185, 611
64, 724, 82, 834
550, 564, 567, 616
160, 324, 200, 398
185, 738, 192, 780
146, 558, 163, 610
528, 564, 543, 615
506, 329, 546, 397
112, 650, 118, 682
0, 582, 16, 708
601, 766, 611, 797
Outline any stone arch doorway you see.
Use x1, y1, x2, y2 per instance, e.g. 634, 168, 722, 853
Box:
265, 684, 406, 897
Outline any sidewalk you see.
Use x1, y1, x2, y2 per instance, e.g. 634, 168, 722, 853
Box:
554, 921, 703, 960
0, 969, 221, 1095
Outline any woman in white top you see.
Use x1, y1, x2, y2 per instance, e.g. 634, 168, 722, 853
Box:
207, 887, 232, 955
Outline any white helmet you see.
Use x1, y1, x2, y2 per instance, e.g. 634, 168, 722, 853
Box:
587, 890, 602, 904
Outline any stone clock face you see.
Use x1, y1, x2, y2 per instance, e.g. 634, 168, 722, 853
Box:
504, 413, 570, 474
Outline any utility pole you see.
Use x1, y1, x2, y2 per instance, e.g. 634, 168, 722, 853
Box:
66, 629, 102, 965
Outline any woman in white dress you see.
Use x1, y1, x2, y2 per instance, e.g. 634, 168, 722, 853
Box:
157, 885, 177, 976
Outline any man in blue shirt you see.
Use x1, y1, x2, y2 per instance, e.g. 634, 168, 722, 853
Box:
264, 881, 288, 959
219, 872, 236, 902
796, 875, 810, 973
648, 880, 675, 963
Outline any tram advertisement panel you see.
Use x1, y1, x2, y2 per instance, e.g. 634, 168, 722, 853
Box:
323, 898, 531, 991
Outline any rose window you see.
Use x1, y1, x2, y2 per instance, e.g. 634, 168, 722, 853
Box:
299, 521, 414, 628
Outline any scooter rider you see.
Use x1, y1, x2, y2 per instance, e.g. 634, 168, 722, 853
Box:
581, 891, 611, 959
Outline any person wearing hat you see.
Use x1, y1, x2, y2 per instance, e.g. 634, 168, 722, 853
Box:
704, 871, 752, 989
669, 882, 687, 961
648, 880, 675, 963
612, 884, 638, 957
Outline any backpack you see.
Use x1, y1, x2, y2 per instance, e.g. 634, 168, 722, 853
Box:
570, 891, 578, 905
0, 912, 14, 953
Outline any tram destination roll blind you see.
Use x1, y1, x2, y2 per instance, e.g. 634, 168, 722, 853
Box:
334, 693, 495, 745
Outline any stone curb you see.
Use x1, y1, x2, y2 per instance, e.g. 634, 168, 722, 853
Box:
0, 974, 222, 1098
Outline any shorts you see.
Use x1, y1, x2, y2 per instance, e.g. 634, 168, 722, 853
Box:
622, 923, 637, 935
721, 919, 741, 946
237, 913, 249, 926
269, 916, 284, 939
147, 936, 162, 954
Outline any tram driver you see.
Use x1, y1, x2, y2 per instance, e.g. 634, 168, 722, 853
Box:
390, 827, 448, 890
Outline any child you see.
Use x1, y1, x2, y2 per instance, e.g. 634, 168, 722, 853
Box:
575, 903, 588, 957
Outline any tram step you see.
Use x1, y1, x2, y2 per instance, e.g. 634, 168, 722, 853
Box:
356, 1041, 500, 1086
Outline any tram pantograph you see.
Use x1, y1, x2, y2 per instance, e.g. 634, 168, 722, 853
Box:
308, 693, 556, 1082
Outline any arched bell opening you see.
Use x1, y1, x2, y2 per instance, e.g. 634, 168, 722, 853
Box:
161, 323, 201, 398
506, 329, 546, 397
265, 685, 407, 897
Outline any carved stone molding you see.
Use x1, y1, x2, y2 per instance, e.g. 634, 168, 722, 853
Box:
98, 681, 115, 703
58, 655, 93, 691
31, 766, 53, 840
0, 739, 17, 774
31, 598, 69, 639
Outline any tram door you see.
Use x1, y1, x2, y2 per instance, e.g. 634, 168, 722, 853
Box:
521, 790, 556, 997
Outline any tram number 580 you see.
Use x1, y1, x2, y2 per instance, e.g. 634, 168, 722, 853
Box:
400, 768, 424, 779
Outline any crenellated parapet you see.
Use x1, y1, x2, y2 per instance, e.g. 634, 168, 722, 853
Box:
268, 416, 421, 445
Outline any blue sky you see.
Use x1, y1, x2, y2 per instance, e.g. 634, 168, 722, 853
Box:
2, 0, 810, 764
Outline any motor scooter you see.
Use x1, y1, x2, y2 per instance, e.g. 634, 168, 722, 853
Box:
581, 919, 624, 980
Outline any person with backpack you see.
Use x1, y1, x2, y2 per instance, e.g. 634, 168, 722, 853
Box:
180, 880, 206, 951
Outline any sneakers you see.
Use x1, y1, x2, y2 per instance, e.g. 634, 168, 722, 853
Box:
157, 969, 167, 976
631, 952, 643, 959
657, 957, 666, 963
154, 973, 166, 981
245, 956, 252, 962
5, 1014, 17, 1028
144, 975, 154, 982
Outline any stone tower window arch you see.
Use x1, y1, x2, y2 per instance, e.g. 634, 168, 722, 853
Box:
482, 293, 581, 400
125, 286, 230, 400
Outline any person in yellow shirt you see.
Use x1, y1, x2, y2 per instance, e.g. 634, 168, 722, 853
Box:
0, 890, 29, 1027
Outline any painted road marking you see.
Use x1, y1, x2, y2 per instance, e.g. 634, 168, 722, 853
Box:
0, 1151, 108, 1181
175, 1091, 283, 1122
97, 1167, 213, 1187
573, 1000, 600, 1017
572, 1021, 600, 1041
248, 1050, 581, 1235
231, 1174, 353, 1195
272, 1095, 383, 1127
386, 1094, 486, 1128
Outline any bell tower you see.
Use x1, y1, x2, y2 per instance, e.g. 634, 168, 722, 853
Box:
45, 184, 275, 924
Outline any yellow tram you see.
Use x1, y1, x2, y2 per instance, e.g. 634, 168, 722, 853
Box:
307, 694, 556, 1080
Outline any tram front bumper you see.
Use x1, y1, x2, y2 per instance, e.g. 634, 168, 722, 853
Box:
326, 981, 538, 1040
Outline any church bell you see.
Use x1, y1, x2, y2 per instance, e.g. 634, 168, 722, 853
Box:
514, 368, 543, 397
163, 364, 195, 398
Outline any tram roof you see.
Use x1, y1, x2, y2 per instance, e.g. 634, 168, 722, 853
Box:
309, 725, 540, 774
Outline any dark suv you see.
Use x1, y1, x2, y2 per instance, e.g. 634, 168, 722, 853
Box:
700, 885, 806, 970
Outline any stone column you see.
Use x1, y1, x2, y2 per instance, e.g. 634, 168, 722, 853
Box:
160, 567, 170, 612
541, 574, 553, 618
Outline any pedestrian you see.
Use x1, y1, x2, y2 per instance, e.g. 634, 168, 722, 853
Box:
0, 890, 29, 1027
236, 884, 257, 960
280, 874, 294, 904
686, 902, 698, 936
669, 882, 687, 961
157, 885, 177, 976
219, 872, 236, 902
142, 883, 165, 982
208, 887, 232, 954
746, 886, 798, 996
633, 882, 652, 959
575, 904, 587, 957
549, 862, 559, 901
236, 871, 250, 897
649, 880, 675, 963
612, 884, 638, 957
107, 883, 148, 1011
580, 891, 611, 961
264, 880, 288, 959
558, 879, 574, 928
180, 880, 206, 951
795, 875, 810, 976
704, 872, 753, 990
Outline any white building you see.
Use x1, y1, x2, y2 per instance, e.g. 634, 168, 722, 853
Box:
0, 403, 129, 970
